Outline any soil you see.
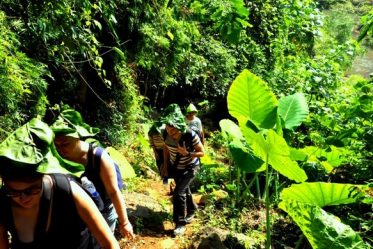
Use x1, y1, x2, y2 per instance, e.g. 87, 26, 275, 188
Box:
118, 179, 195, 249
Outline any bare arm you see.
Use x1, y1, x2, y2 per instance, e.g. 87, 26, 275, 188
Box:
99, 151, 134, 239
71, 181, 119, 249
0, 224, 9, 249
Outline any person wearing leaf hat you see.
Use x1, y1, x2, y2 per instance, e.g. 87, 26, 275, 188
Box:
185, 103, 204, 144
51, 107, 134, 240
160, 104, 204, 236
0, 118, 119, 249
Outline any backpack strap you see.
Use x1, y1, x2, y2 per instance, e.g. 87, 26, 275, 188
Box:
93, 147, 104, 172
37, 177, 53, 235
162, 130, 168, 141
89, 144, 124, 190
50, 173, 73, 208
87, 143, 95, 172
87, 143, 103, 173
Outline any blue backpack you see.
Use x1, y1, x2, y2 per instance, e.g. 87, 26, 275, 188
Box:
89, 144, 124, 190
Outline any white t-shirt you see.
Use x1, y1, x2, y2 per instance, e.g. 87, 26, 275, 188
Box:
185, 116, 202, 133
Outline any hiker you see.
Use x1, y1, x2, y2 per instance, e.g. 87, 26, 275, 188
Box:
185, 103, 204, 145
51, 108, 134, 239
148, 122, 166, 175
0, 118, 119, 249
160, 104, 204, 236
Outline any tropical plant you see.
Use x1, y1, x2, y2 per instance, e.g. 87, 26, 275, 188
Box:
279, 182, 372, 248
221, 69, 309, 248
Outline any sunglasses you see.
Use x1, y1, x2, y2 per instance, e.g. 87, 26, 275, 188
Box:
2, 183, 43, 198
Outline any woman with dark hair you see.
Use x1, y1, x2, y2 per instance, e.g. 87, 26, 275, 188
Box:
0, 118, 119, 249
51, 108, 134, 239
161, 104, 204, 236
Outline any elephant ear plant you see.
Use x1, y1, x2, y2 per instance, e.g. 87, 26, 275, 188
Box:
222, 69, 372, 248
279, 182, 372, 249
221, 69, 309, 248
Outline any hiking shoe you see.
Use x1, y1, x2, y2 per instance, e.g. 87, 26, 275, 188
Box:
185, 213, 195, 224
173, 225, 186, 236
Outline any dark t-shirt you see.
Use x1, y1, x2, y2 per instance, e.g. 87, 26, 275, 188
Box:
0, 174, 98, 249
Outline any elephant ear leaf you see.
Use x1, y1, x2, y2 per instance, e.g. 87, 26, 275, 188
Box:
228, 69, 278, 129
241, 127, 307, 182
281, 182, 370, 207
278, 93, 309, 130
279, 200, 366, 249
228, 139, 265, 173
219, 119, 244, 140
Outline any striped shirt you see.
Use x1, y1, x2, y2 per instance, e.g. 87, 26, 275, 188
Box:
164, 129, 201, 170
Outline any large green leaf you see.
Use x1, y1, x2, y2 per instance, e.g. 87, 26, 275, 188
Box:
281, 182, 371, 207
0, 118, 53, 166
227, 69, 278, 128
219, 119, 244, 140
37, 151, 73, 175
279, 200, 367, 249
289, 147, 308, 161
240, 126, 307, 182
228, 139, 265, 172
278, 93, 309, 130
50, 143, 85, 177
0, 118, 71, 175
220, 119, 264, 172
51, 107, 100, 138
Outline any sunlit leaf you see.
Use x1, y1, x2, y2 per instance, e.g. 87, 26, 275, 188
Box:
113, 47, 125, 60
289, 148, 308, 161
300, 146, 350, 172
106, 147, 136, 179
281, 182, 370, 207
93, 20, 102, 30
219, 119, 244, 140
227, 69, 278, 128
228, 139, 264, 172
240, 126, 307, 182
278, 93, 309, 130
279, 200, 367, 249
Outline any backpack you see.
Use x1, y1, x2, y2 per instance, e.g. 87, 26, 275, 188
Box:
78, 144, 124, 211
88, 144, 124, 191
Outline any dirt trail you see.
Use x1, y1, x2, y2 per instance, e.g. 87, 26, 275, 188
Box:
118, 179, 197, 249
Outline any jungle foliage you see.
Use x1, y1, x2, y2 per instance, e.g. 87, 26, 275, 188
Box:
0, 0, 372, 248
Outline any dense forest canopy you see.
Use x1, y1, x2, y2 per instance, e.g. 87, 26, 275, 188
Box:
0, 0, 372, 247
